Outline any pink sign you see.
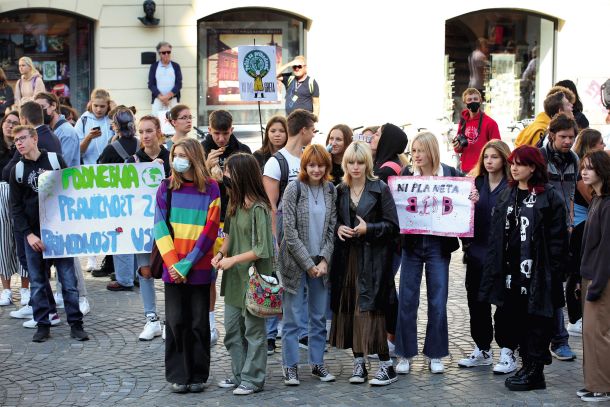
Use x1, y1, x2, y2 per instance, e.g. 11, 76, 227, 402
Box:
388, 176, 474, 237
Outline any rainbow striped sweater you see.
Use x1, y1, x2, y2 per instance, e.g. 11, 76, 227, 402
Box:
154, 179, 220, 285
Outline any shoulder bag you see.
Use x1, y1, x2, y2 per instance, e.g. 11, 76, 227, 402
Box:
245, 205, 284, 318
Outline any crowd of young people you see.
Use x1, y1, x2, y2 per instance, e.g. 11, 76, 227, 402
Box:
0, 83, 608, 402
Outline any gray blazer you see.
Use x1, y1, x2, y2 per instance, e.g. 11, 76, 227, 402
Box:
278, 180, 337, 294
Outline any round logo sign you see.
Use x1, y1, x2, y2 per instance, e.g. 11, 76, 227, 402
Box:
141, 167, 164, 188
243, 50, 271, 76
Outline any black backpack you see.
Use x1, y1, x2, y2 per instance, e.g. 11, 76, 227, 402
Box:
272, 151, 290, 206
602, 79, 610, 109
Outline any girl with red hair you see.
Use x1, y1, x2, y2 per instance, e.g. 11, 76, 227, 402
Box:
479, 145, 568, 391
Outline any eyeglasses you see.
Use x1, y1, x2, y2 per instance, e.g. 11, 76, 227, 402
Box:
177, 115, 193, 121
159, 51, 171, 55
14, 135, 30, 144
4, 120, 19, 127
292, 65, 304, 70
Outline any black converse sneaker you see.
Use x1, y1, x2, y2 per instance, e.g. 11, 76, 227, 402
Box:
283, 366, 300, 385
311, 364, 336, 382
369, 363, 398, 386
349, 359, 368, 384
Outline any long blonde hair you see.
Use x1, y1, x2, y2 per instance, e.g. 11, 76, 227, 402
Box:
169, 138, 211, 192
410, 132, 440, 174
341, 141, 377, 186
19, 57, 40, 80
469, 139, 512, 179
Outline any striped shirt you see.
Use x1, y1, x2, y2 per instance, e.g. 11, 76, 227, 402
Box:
154, 179, 220, 284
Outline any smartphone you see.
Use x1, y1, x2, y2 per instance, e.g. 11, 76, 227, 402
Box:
326, 144, 333, 153
92, 126, 101, 131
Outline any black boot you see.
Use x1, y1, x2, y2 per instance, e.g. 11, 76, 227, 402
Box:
505, 361, 546, 391
506, 358, 529, 384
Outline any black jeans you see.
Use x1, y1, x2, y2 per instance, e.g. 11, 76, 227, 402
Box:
493, 289, 554, 365
566, 221, 585, 323
165, 283, 211, 385
465, 260, 493, 351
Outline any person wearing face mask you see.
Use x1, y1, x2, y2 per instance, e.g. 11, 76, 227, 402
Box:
453, 88, 500, 173
34, 92, 79, 168
98, 107, 141, 292
154, 138, 220, 393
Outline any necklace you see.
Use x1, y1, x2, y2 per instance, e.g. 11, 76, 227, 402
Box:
311, 184, 322, 204
351, 184, 365, 204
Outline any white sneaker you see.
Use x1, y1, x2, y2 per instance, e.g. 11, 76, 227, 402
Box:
10, 305, 33, 319
429, 358, 444, 374
79, 297, 91, 316
396, 357, 411, 374
493, 347, 517, 374
210, 327, 219, 346
23, 313, 61, 328
567, 319, 582, 337
138, 314, 162, 341
85, 256, 97, 271
19, 288, 30, 306
458, 346, 493, 367
0, 289, 12, 306
54, 292, 64, 309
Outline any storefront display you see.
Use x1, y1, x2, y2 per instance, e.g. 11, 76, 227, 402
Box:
445, 10, 556, 124
198, 9, 305, 126
0, 10, 93, 113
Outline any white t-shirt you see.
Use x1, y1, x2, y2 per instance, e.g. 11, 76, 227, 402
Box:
156, 62, 176, 95
263, 147, 301, 208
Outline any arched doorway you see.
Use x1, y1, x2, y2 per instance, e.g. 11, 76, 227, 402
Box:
0, 9, 94, 113
197, 8, 308, 127
445, 9, 557, 124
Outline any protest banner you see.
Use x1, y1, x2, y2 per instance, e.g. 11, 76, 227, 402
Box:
388, 176, 474, 237
38, 162, 164, 258
238, 45, 277, 101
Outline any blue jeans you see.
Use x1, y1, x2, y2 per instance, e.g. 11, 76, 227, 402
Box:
551, 307, 570, 349
25, 236, 81, 326
113, 254, 136, 287
395, 236, 450, 359
136, 253, 156, 317
282, 271, 328, 367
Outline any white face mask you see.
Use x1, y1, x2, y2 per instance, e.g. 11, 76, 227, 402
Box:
172, 157, 191, 173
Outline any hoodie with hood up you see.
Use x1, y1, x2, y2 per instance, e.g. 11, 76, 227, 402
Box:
373, 123, 408, 184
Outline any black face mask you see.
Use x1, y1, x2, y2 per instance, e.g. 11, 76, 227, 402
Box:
43, 111, 53, 125
222, 175, 233, 189
466, 102, 481, 113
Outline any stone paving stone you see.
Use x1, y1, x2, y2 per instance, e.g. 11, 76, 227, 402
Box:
0, 254, 586, 406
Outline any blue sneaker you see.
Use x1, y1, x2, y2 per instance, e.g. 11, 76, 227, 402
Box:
551, 344, 576, 361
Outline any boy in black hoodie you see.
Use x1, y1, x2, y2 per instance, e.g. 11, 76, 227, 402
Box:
9, 125, 89, 343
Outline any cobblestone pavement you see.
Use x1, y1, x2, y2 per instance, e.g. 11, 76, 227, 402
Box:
0, 254, 584, 407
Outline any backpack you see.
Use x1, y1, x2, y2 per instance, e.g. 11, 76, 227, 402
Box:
272, 151, 290, 206
111, 141, 131, 162
15, 152, 61, 183
602, 78, 610, 109
52, 118, 68, 131
380, 161, 402, 175
287, 75, 316, 95
535, 130, 549, 148
80, 116, 88, 134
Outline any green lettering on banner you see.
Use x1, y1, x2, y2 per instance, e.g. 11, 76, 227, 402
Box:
61, 164, 141, 190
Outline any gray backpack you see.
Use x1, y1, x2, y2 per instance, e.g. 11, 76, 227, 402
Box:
15, 152, 61, 183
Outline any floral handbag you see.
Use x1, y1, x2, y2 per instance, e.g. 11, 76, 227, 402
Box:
245, 206, 283, 318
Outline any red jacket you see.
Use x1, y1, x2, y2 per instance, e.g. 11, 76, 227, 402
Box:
455, 109, 501, 172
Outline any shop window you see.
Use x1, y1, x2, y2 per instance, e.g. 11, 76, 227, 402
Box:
445, 10, 556, 124
0, 9, 93, 114
198, 8, 306, 126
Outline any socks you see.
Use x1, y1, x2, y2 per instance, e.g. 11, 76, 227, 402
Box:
209, 311, 216, 330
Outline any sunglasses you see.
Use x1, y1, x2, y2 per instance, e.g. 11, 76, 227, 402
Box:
292, 65, 304, 70
159, 51, 171, 55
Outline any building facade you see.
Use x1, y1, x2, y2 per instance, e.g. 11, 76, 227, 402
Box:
1, 0, 608, 139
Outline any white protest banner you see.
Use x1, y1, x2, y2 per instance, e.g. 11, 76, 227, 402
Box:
388, 176, 474, 237
38, 162, 164, 258
238, 45, 277, 101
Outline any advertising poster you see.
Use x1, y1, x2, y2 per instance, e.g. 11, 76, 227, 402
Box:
237, 45, 277, 101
